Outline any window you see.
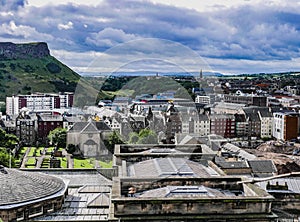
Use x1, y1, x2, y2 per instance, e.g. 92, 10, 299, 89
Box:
44, 203, 54, 213
29, 206, 43, 218
16, 211, 24, 221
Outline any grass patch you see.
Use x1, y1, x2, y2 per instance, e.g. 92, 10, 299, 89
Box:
19, 147, 27, 155
27, 147, 36, 157
26, 157, 36, 165
45, 147, 55, 155
41, 158, 50, 168
57, 157, 68, 168
99, 160, 113, 168
35, 147, 44, 156
73, 158, 94, 169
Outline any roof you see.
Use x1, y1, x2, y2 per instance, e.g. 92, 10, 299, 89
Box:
222, 143, 256, 160
0, 168, 65, 207
137, 185, 243, 198
248, 160, 277, 174
215, 157, 249, 169
257, 177, 300, 194
127, 157, 219, 178
68, 121, 111, 133
243, 107, 260, 121
33, 187, 111, 221
38, 114, 63, 122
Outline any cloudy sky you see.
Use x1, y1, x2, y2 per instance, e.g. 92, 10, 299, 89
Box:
1, 0, 300, 75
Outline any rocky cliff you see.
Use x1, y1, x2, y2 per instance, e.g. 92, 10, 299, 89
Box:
0, 42, 50, 59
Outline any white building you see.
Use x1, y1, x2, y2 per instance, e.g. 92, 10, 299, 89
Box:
273, 112, 299, 141
195, 95, 210, 104
6, 93, 73, 115
257, 108, 273, 139
194, 114, 210, 136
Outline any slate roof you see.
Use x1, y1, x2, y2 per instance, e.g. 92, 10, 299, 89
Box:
0, 168, 65, 206
243, 107, 260, 122
215, 160, 249, 169
68, 121, 111, 133
137, 185, 240, 198
127, 157, 219, 178
248, 160, 277, 174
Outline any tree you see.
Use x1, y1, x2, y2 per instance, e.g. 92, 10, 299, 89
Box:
104, 131, 124, 154
128, 129, 157, 144
0, 148, 15, 167
48, 128, 67, 148
0, 129, 18, 150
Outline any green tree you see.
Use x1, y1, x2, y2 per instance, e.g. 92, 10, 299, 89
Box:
0, 148, 15, 167
48, 128, 67, 148
0, 129, 18, 150
104, 131, 124, 154
128, 129, 157, 144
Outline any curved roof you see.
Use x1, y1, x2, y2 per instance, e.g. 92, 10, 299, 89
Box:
0, 168, 65, 206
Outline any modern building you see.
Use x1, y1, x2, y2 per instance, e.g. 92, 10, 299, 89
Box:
224, 93, 267, 107
195, 95, 210, 104
0, 167, 67, 222
273, 111, 299, 141
258, 108, 273, 139
210, 114, 236, 138
6, 92, 74, 115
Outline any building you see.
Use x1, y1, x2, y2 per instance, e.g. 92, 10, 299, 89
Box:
195, 95, 210, 104
0, 167, 67, 222
273, 111, 299, 141
37, 114, 63, 143
67, 121, 112, 158
111, 144, 277, 221
258, 108, 273, 139
243, 107, 261, 138
15, 111, 37, 146
194, 114, 210, 136
224, 94, 267, 107
6, 92, 74, 116
210, 114, 235, 138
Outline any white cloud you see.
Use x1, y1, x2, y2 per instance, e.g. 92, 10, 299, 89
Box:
0, 21, 53, 40
86, 28, 138, 47
57, 21, 73, 30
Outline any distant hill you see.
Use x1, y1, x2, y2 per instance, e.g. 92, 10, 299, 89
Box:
0, 42, 80, 101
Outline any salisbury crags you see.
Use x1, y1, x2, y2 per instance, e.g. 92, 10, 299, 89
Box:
0, 42, 50, 59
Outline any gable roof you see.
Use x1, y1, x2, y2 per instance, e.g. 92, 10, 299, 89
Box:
68, 121, 111, 133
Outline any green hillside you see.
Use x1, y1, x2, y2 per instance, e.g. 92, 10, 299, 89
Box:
0, 55, 80, 101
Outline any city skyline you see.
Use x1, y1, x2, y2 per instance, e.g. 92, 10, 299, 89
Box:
1, 0, 300, 74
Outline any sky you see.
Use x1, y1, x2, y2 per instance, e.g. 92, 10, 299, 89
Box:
1, 0, 300, 75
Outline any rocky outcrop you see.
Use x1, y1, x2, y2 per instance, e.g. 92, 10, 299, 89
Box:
0, 42, 50, 59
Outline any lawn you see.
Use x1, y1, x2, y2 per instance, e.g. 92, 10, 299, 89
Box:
73, 158, 94, 169
27, 147, 36, 157
57, 157, 68, 168
19, 147, 27, 155
99, 160, 113, 168
35, 147, 44, 157
26, 157, 36, 166
46, 147, 55, 154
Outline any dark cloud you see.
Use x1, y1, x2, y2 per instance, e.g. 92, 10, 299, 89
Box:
1, 0, 300, 73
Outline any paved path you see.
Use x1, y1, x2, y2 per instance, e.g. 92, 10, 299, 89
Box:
20, 147, 31, 168
62, 149, 73, 169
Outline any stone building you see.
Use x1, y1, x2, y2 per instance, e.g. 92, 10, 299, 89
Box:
110, 144, 277, 221
67, 121, 112, 158
0, 167, 67, 222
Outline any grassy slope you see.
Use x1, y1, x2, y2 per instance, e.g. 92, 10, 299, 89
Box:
0, 56, 80, 101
